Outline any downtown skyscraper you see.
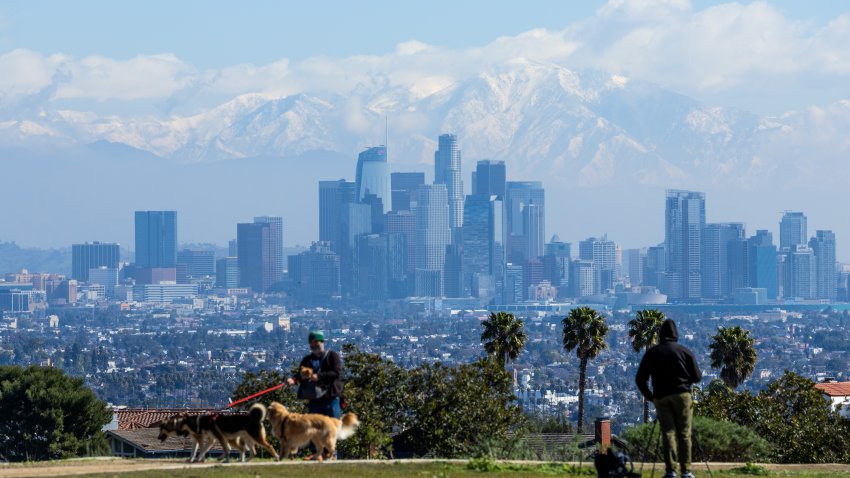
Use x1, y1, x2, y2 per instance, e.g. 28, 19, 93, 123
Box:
237, 221, 277, 293
71, 242, 120, 282
505, 181, 545, 263
355, 146, 391, 214
664, 190, 705, 302
434, 134, 464, 239
415, 184, 451, 297
253, 216, 284, 282
134, 211, 177, 268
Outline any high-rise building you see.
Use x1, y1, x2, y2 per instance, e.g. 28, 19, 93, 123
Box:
443, 243, 464, 298
88, 267, 119, 298
747, 230, 778, 299
415, 184, 451, 296
391, 172, 425, 212
338, 202, 372, 294
386, 210, 417, 283
289, 242, 341, 302
434, 134, 464, 237
253, 216, 284, 282
505, 181, 545, 263
228, 239, 238, 257
644, 245, 666, 288
622, 248, 645, 287
522, 259, 544, 300
664, 190, 705, 302
461, 195, 504, 297
810, 230, 837, 300
780, 211, 807, 250
543, 236, 571, 291
355, 234, 388, 301
216, 257, 239, 289
503, 263, 524, 304
784, 245, 816, 299
319, 180, 356, 245
474, 160, 506, 199
237, 222, 277, 293
355, 146, 391, 214
387, 233, 409, 298
176, 249, 216, 278
134, 211, 177, 268
579, 235, 617, 294
72, 242, 120, 282
701, 223, 745, 300
570, 259, 595, 297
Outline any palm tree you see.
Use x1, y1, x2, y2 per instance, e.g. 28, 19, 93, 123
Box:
628, 309, 666, 423
480, 311, 528, 370
709, 326, 757, 389
562, 307, 609, 433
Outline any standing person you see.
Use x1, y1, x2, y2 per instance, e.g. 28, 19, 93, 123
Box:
286, 330, 343, 418
635, 319, 702, 478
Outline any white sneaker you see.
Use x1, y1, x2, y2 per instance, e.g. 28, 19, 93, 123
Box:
663, 473, 677, 478
682, 472, 696, 478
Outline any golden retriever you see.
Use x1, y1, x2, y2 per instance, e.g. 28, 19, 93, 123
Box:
267, 401, 359, 460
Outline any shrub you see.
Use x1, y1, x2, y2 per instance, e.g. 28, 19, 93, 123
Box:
622, 416, 771, 463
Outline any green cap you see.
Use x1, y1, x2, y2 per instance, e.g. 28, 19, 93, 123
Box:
308, 330, 325, 342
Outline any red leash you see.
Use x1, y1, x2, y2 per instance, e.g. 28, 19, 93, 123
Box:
226, 383, 286, 408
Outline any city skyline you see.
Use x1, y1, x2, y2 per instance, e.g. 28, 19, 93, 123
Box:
1, 2, 849, 256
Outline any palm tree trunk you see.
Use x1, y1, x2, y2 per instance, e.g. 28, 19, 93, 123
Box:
643, 344, 650, 423
578, 354, 588, 433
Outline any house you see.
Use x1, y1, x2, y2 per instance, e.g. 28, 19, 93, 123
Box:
104, 408, 246, 459
814, 381, 850, 418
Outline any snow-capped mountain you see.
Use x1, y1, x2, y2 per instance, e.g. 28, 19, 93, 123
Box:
4, 59, 848, 191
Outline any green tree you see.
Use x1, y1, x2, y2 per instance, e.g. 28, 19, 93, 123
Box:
0, 365, 112, 461
339, 344, 412, 459
562, 307, 609, 433
627, 309, 665, 423
480, 311, 528, 370
402, 358, 524, 458
696, 372, 850, 463
709, 326, 757, 389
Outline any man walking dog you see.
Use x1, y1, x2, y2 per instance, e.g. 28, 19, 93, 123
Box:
635, 319, 702, 478
286, 330, 343, 418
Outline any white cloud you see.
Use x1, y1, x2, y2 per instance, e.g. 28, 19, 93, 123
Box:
0, 0, 848, 114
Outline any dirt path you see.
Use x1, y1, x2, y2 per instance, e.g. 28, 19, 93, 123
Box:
3, 458, 850, 478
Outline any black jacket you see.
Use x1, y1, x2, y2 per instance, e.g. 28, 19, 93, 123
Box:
296, 350, 343, 399
635, 319, 702, 401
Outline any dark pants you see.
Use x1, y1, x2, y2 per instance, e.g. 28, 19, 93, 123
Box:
308, 396, 341, 418
654, 392, 693, 474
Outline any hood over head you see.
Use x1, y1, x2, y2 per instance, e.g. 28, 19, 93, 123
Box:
659, 319, 678, 342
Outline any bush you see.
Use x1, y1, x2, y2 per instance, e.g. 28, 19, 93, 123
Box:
0, 365, 112, 461
696, 372, 850, 463
622, 416, 771, 463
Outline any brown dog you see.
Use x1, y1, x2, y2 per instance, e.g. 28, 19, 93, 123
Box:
267, 401, 359, 461
158, 403, 278, 462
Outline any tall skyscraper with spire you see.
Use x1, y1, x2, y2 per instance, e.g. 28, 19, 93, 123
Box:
434, 134, 463, 240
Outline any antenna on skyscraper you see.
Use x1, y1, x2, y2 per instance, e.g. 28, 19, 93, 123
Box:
385, 115, 388, 149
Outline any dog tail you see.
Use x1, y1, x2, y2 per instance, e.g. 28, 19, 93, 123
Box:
338, 412, 360, 440
249, 402, 267, 422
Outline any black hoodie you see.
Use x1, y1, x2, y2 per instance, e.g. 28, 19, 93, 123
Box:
635, 319, 702, 401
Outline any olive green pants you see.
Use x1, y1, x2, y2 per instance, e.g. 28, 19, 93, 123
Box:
654, 392, 693, 474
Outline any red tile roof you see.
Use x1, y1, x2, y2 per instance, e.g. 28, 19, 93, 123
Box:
114, 408, 243, 430
815, 382, 850, 397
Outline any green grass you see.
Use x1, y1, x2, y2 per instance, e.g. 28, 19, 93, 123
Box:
69, 461, 850, 478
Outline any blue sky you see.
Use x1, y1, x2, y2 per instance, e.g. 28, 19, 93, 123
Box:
1, 1, 846, 68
